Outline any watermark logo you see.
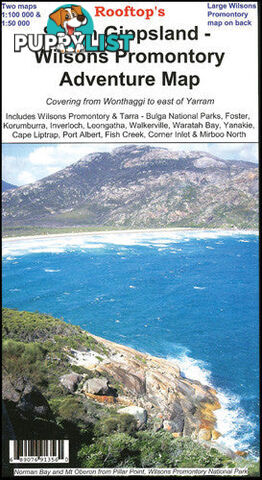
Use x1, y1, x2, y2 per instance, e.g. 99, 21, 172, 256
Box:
47, 4, 93, 35
47, 4, 93, 52
14, 4, 133, 54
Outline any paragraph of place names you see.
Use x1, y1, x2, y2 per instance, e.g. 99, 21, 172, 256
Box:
3, 96, 256, 142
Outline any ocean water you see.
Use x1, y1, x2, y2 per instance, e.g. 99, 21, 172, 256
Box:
2, 230, 259, 457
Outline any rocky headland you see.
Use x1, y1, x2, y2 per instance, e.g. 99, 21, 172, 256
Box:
2, 308, 244, 461
67, 332, 221, 444
3, 308, 259, 473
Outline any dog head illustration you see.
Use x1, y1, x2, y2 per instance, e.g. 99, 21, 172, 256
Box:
49, 5, 87, 35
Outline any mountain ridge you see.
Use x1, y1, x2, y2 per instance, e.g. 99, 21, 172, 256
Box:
2, 180, 17, 193
2, 146, 258, 229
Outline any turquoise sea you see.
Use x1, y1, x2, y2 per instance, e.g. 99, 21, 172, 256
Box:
2, 230, 259, 457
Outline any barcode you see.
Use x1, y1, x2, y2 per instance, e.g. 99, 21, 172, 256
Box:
9, 440, 69, 463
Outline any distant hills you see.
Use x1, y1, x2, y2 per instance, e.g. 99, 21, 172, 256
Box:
2, 146, 258, 230
2, 180, 17, 192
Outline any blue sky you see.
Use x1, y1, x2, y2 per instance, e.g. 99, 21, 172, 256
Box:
2, 143, 258, 186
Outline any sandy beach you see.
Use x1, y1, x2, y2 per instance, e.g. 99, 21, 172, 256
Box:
2, 227, 258, 243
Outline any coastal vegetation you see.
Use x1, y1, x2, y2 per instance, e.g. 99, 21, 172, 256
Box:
2, 225, 126, 238
2, 308, 259, 474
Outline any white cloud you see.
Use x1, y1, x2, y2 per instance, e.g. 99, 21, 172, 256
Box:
167, 143, 210, 153
46, 166, 61, 175
206, 143, 258, 162
2, 145, 110, 186
238, 144, 258, 162
152, 143, 258, 163
17, 171, 36, 185
2, 156, 26, 186
28, 147, 58, 166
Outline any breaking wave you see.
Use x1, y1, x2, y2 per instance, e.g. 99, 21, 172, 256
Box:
2, 229, 258, 257
168, 351, 258, 458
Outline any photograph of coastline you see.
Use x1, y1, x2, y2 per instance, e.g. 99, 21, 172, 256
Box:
2, 143, 259, 474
